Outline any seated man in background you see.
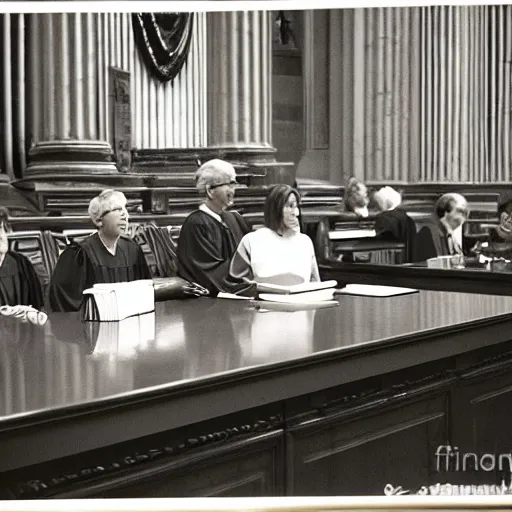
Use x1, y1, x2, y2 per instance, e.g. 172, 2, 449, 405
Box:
0, 207, 44, 309
413, 193, 468, 262
474, 190, 512, 261
373, 186, 417, 263
344, 177, 370, 217
48, 189, 151, 312
177, 159, 251, 296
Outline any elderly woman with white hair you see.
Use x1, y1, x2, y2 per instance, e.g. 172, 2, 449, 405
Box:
373, 186, 417, 263
48, 189, 150, 312
177, 159, 251, 296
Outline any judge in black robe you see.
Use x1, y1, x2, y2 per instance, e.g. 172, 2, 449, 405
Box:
0, 207, 44, 309
0, 252, 44, 309
48, 190, 151, 312
177, 159, 251, 296
375, 210, 417, 263
372, 187, 417, 263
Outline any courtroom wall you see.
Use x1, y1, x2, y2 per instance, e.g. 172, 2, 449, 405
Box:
297, 6, 512, 186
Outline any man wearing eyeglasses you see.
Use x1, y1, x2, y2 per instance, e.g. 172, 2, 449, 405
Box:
413, 193, 469, 262
177, 159, 251, 296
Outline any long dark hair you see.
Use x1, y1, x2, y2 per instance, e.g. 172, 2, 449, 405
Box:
0, 207, 11, 231
264, 184, 301, 232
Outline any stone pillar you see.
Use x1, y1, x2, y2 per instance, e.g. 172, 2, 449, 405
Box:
25, 13, 117, 177
207, 11, 290, 182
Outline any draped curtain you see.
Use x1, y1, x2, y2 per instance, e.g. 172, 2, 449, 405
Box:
420, 5, 512, 182
132, 13, 194, 83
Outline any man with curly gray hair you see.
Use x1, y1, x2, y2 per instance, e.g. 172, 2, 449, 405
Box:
177, 159, 251, 295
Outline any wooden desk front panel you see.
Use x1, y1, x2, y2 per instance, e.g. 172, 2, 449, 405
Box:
287, 394, 447, 495
57, 431, 284, 498
451, 356, 512, 485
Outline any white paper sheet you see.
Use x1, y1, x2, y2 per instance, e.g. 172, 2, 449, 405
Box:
336, 284, 418, 297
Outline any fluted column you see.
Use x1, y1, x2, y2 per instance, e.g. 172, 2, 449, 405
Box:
207, 11, 273, 150
132, 12, 207, 149
26, 13, 117, 176
1, 13, 27, 180
298, 8, 421, 185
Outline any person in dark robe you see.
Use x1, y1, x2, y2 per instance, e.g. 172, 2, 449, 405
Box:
0, 207, 44, 309
177, 159, 251, 296
413, 193, 468, 262
473, 190, 512, 262
372, 186, 417, 263
48, 189, 151, 312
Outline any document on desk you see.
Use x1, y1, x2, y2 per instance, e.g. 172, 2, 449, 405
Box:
336, 284, 418, 297
259, 288, 336, 303
217, 292, 252, 300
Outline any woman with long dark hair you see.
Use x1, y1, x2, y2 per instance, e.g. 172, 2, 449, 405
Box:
229, 184, 320, 288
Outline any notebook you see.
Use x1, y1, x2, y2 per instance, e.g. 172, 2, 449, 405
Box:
256, 280, 338, 295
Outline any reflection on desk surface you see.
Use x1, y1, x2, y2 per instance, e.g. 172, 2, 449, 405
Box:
1, 291, 512, 418
403, 258, 512, 273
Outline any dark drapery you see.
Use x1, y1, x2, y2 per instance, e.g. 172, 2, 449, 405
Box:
132, 13, 194, 83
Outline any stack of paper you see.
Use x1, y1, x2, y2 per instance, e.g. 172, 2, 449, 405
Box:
82, 279, 155, 321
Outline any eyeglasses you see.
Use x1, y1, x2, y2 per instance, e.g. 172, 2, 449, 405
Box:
209, 180, 237, 190
455, 207, 469, 216
100, 206, 127, 219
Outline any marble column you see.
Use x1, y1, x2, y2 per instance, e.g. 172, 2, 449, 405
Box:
25, 13, 118, 177
207, 11, 274, 157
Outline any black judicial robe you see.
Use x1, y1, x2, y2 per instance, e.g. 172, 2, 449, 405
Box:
48, 233, 151, 312
413, 216, 459, 262
177, 210, 251, 296
374, 209, 417, 263
0, 252, 44, 309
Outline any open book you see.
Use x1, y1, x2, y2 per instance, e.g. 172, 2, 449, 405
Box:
256, 280, 338, 295
82, 280, 155, 322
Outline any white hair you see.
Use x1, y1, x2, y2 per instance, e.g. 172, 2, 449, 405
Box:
195, 159, 237, 193
373, 186, 402, 212
88, 189, 127, 226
